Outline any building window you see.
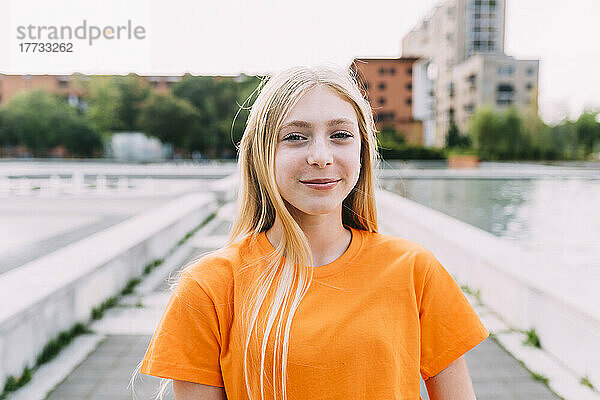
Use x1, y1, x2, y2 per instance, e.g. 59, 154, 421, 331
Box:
527, 67, 535, 75
464, 103, 475, 113
375, 112, 396, 123
489, 0, 496, 8
378, 82, 386, 90
526, 82, 533, 90
496, 83, 514, 105
406, 83, 412, 90
448, 82, 455, 97
406, 68, 412, 75
379, 67, 385, 75
390, 67, 396, 75
406, 97, 412, 105
378, 97, 386, 105
363, 81, 370, 90
467, 74, 477, 91
498, 65, 514, 76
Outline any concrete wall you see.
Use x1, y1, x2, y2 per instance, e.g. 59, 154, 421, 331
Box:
0, 192, 219, 385
375, 188, 599, 388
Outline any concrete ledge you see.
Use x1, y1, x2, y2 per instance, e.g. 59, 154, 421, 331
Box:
375, 188, 600, 391
0, 192, 218, 385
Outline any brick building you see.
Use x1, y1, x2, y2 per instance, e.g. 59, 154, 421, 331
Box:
0, 74, 182, 107
351, 57, 423, 146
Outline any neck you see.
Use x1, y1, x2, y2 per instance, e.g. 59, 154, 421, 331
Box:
265, 204, 351, 267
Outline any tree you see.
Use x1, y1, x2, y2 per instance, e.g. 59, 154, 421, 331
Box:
137, 92, 201, 151
172, 74, 263, 158
445, 121, 472, 148
574, 110, 600, 156
115, 74, 151, 131
501, 106, 531, 159
468, 106, 501, 160
0, 90, 102, 156
83, 76, 122, 133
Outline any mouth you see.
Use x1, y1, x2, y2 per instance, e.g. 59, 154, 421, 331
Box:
299, 179, 341, 184
299, 179, 341, 190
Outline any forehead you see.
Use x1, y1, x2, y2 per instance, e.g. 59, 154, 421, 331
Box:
281, 85, 358, 126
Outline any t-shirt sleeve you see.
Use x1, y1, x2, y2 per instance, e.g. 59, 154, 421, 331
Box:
140, 270, 224, 387
419, 253, 489, 380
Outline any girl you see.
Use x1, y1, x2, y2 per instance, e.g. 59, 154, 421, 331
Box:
137, 65, 489, 400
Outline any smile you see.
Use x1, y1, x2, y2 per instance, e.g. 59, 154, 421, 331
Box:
300, 179, 341, 190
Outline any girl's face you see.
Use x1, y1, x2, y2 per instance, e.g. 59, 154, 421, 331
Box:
274, 85, 362, 218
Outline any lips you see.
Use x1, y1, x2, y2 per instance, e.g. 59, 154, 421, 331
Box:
299, 178, 341, 184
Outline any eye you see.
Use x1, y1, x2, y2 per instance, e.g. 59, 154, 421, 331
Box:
332, 131, 353, 139
282, 133, 305, 141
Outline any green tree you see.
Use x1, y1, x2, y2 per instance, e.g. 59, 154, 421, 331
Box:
137, 92, 200, 151
82, 76, 122, 133
1, 90, 102, 156
172, 74, 262, 158
115, 74, 150, 131
445, 120, 472, 148
468, 106, 501, 160
574, 110, 600, 156
547, 121, 578, 160
377, 126, 406, 149
501, 106, 531, 159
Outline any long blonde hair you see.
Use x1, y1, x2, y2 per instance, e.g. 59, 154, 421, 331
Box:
131, 64, 381, 400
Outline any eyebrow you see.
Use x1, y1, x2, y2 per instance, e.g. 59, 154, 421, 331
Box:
279, 118, 355, 131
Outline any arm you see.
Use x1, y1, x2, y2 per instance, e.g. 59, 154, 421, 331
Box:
173, 380, 227, 400
424, 356, 477, 400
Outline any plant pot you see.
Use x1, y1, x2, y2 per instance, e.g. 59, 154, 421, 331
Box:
448, 154, 480, 168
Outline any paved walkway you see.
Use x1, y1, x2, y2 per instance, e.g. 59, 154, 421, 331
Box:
42, 202, 562, 400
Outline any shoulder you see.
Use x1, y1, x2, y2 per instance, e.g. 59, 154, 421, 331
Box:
178, 236, 249, 297
359, 229, 437, 265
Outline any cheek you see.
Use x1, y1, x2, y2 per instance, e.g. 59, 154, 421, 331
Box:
274, 151, 296, 185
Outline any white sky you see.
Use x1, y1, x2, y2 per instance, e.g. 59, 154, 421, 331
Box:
1, 0, 598, 123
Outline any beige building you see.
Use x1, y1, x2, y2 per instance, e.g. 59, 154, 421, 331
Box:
452, 54, 539, 131
402, 0, 538, 147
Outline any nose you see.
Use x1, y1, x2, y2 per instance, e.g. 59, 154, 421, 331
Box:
306, 137, 333, 168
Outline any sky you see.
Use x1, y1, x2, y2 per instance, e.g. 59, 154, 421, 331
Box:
1, 0, 598, 124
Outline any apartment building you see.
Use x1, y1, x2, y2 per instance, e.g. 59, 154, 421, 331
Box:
401, 0, 538, 147
452, 54, 539, 129
351, 57, 423, 145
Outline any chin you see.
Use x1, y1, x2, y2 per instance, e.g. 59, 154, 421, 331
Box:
295, 203, 340, 216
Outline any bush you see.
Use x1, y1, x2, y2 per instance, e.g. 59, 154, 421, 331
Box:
0, 90, 102, 157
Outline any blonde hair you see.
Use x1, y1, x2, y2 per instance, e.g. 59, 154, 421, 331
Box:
131, 63, 381, 400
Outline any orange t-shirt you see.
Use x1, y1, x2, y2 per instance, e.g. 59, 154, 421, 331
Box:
140, 226, 489, 399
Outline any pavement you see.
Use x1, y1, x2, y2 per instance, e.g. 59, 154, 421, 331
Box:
13, 199, 581, 400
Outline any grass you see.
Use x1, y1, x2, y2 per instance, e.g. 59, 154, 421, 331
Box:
460, 284, 482, 304
580, 375, 595, 390
1, 323, 91, 399
522, 327, 542, 348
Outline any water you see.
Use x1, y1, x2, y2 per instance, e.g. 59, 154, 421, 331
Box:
381, 176, 600, 273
